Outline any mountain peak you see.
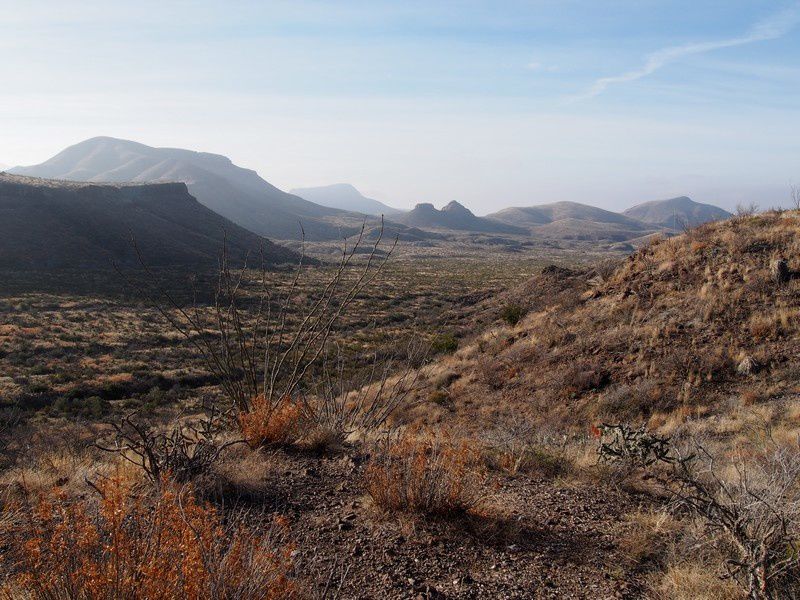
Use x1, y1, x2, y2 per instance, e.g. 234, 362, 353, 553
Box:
441, 200, 473, 216
9, 137, 362, 241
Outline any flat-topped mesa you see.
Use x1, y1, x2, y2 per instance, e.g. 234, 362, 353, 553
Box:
0, 172, 189, 200
0, 173, 298, 271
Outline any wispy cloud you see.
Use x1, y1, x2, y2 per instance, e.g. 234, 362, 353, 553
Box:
576, 5, 800, 100
526, 60, 558, 72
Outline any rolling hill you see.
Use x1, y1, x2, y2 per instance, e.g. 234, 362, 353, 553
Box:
623, 195, 731, 229
397, 201, 526, 234
10, 137, 366, 241
290, 183, 404, 217
488, 201, 657, 241
0, 173, 298, 270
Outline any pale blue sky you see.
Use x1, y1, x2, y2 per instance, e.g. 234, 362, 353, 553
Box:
2, 0, 799, 212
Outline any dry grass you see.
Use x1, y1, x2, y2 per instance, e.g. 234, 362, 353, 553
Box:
0, 254, 557, 422
364, 429, 486, 517
652, 564, 742, 600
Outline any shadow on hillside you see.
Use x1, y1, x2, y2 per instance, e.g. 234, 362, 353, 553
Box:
452, 511, 603, 566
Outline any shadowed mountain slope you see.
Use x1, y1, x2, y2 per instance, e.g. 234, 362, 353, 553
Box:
10, 137, 364, 241
623, 196, 731, 229
0, 173, 298, 270
290, 183, 404, 217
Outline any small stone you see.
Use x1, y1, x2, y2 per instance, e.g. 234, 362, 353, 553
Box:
737, 355, 757, 376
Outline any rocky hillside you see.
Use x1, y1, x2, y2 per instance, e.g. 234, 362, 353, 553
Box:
409, 209, 800, 441
0, 174, 298, 270
10, 137, 368, 241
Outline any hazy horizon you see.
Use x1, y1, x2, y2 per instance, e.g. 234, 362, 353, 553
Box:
3, 1, 800, 213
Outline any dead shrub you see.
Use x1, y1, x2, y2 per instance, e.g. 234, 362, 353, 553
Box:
95, 410, 238, 487
0, 475, 297, 599
596, 380, 672, 421
364, 429, 486, 517
561, 361, 609, 396
481, 419, 573, 478
525, 446, 574, 478
748, 308, 798, 340
618, 510, 680, 573
599, 425, 800, 599
474, 356, 507, 390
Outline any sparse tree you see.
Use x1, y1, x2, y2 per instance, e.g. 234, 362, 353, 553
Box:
736, 203, 759, 218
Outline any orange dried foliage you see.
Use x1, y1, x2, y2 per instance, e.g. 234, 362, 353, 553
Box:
1, 475, 297, 599
238, 395, 310, 449
364, 429, 485, 516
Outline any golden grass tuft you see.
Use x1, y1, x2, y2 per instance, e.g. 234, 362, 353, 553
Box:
652, 564, 741, 600
364, 429, 486, 517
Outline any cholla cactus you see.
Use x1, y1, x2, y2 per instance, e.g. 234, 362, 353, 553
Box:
596, 423, 676, 468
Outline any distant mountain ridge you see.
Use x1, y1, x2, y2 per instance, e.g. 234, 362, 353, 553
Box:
623, 196, 732, 229
397, 201, 526, 234
487, 197, 732, 242
488, 201, 655, 242
0, 173, 298, 270
8, 137, 734, 246
10, 137, 366, 241
290, 183, 404, 216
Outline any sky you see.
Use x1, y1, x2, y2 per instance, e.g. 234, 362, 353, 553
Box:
1, 0, 799, 213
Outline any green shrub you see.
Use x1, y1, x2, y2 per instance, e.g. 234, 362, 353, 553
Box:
431, 333, 458, 355
500, 303, 525, 326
